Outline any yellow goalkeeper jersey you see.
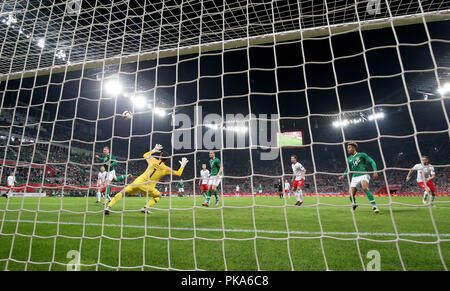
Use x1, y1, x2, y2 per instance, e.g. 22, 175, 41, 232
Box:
138, 151, 184, 182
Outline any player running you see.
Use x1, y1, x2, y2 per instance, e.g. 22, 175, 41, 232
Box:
202, 151, 223, 207
291, 155, 306, 206
338, 142, 380, 213
405, 156, 436, 205
284, 179, 291, 198
199, 164, 210, 198
104, 144, 188, 215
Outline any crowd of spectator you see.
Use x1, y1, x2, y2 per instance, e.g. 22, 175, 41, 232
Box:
1, 136, 449, 196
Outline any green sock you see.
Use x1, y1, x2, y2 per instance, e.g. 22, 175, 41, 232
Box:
105, 186, 111, 200
206, 191, 211, 204
364, 190, 376, 206
214, 190, 219, 200
116, 175, 126, 182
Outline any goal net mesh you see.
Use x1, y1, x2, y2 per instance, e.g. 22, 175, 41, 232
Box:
0, 0, 449, 271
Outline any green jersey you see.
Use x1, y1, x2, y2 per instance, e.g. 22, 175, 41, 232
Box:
209, 158, 222, 176
177, 182, 184, 189
344, 152, 377, 177
96, 154, 117, 172
258, 185, 262, 191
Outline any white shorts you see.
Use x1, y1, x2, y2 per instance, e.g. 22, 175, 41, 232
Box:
178, 188, 184, 192
350, 174, 370, 188
208, 176, 222, 187
106, 170, 116, 181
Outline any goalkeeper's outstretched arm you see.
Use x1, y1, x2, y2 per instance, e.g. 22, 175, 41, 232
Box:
168, 157, 189, 177
143, 144, 164, 161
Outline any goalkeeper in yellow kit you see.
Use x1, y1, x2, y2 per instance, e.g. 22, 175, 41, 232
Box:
104, 144, 189, 215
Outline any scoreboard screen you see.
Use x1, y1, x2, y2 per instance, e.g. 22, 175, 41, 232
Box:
277, 131, 303, 147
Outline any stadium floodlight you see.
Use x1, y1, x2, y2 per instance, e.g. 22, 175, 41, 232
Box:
227, 125, 248, 133
5, 14, 17, 26
36, 38, 45, 49
55, 49, 66, 60
437, 83, 450, 95
103, 78, 122, 95
206, 124, 220, 130
332, 119, 349, 127
154, 107, 166, 117
368, 112, 384, 121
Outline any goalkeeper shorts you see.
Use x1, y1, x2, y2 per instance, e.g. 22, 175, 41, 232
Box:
124, 179, 160, 197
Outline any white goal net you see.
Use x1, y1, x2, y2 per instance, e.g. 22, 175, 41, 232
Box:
0, 0, 449, 271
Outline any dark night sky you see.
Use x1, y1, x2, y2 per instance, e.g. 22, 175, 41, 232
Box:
0, 19, 449, 178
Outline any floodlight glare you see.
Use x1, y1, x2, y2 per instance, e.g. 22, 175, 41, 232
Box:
104, 78, 123, 95
437, 83, 450, 95
132, 95, 147, 108
368, 112, 384, 121
37, 38, 45, 49
154, 107, 166, 117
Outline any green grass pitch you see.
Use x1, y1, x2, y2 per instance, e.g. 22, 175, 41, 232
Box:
0, 195, 449, 271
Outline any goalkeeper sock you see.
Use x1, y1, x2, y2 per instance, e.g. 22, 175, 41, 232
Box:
349, 195, 356, 204
146, 197, 160, 208
206, 191, 212, 204
214, 190, 219, 200
116, 175, 126, 182
364, 190, 376, 206
107, 192, 123, 207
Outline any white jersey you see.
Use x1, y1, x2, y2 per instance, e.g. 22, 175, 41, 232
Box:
413, 163, 435, 183
292, 162, 305, 181
284, 182, 290, 190
236, 186, 240, 192
98, 171, 107, 184
7, 175, 15, 186
200, 169, 210, 185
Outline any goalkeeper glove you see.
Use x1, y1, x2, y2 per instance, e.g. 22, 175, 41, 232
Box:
152, 144, 163, 153
179, 157, 189, 168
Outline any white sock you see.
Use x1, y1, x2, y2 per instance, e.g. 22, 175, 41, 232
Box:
423, 191, 429, 200
96, 192, 101, 202
296, 190, 303, 202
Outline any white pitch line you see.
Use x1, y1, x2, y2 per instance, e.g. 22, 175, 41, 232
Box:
2, 219, 450, 238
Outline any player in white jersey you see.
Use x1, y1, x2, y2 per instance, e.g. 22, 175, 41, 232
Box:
199, 164, 210, 198
235, 184, 240, 197
284, 179, 291, 198
291, 155, 306, 207
5, 170, 16, 198
96, 166, 107, 203
406, 156, 436, 205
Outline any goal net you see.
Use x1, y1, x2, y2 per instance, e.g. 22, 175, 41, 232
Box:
0, 0, 449, 271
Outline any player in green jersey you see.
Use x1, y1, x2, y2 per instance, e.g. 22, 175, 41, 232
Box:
339, 142, 380, 213
177, 180, 185, 197
95, 146, 130, 203
202, 151, 223, 207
